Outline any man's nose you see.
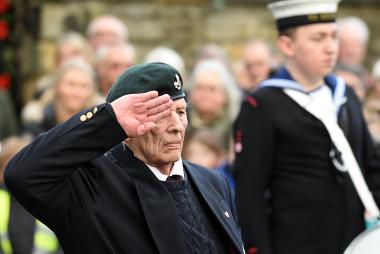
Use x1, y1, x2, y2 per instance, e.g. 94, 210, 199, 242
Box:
167, 111, 184, 133
326, 37, 338, 54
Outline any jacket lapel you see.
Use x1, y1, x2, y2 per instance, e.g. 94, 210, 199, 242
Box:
184, 161, 244, 254
109, 145, 185, 254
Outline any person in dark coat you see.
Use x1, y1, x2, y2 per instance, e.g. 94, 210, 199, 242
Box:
0, 136, 62, 254
0, 90, 18, 140
4, 62, 244, 254
233, 1, 380, 254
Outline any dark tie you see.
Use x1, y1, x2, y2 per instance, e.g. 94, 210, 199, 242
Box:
166, 175, 183, 182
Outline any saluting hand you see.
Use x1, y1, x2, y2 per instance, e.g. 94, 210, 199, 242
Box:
111, 91, 173, 137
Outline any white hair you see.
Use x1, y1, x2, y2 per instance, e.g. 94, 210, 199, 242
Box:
57, 31, 90, 50
87, 15, 128, 42
189, 59, 242, 120
54, 58, 96, 86
337, 16, 370, 43
372, 59, 380, 81
144, 47, 185, 76
56, 31, 93, 64
244, 38, 272, 56
95, 43, 136, 63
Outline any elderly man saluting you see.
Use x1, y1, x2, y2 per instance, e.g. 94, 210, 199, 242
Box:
4, 63, 244, 254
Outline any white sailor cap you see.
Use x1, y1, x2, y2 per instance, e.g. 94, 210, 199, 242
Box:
267, 0, 341, 31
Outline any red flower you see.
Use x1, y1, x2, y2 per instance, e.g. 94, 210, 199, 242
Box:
0, 0, 10, 13
0, 74, 11, 90
0, 19, 9, 40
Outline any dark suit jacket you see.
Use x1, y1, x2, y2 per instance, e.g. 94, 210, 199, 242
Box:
5, 103, 244, 254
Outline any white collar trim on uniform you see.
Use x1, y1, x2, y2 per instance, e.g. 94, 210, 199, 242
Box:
146, 159, 184, 181
259, 77, 347, 115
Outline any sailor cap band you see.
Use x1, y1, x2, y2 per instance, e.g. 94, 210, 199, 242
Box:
267, 0, 341, 31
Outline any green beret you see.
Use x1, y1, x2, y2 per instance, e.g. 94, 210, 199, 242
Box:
106, 62, 185, 103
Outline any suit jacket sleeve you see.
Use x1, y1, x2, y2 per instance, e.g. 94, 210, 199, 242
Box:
233, 95, 274, 254
4, 103, 127, 230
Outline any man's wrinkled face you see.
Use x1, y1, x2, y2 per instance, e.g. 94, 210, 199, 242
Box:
126, 98, 188, 168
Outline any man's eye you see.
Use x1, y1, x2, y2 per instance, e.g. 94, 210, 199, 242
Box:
312, 36, 323, 41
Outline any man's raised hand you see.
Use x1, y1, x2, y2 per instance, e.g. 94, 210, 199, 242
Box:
111, 91, 173, 137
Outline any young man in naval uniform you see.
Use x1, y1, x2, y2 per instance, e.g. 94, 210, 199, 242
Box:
233, 1, 380, 254
4, 62, 244, 254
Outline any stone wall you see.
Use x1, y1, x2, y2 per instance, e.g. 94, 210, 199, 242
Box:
36, 2, 276, 73
18, 0, 380, 102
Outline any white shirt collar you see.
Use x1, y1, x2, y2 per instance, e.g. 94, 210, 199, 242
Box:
146, 159, 185, 181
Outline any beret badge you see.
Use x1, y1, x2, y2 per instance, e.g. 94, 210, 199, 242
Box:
174, 74, 182, 90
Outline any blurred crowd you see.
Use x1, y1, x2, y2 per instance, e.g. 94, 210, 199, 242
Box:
1, 13, 380, 254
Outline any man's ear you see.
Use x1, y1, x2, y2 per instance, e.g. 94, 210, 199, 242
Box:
277, 35, 295, 58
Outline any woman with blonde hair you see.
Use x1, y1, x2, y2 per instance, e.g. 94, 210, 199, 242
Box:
22, 58, 101, 137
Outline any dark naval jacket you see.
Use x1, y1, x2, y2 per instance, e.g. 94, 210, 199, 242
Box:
233, 67, 380, 254
4, 103, 244, 254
